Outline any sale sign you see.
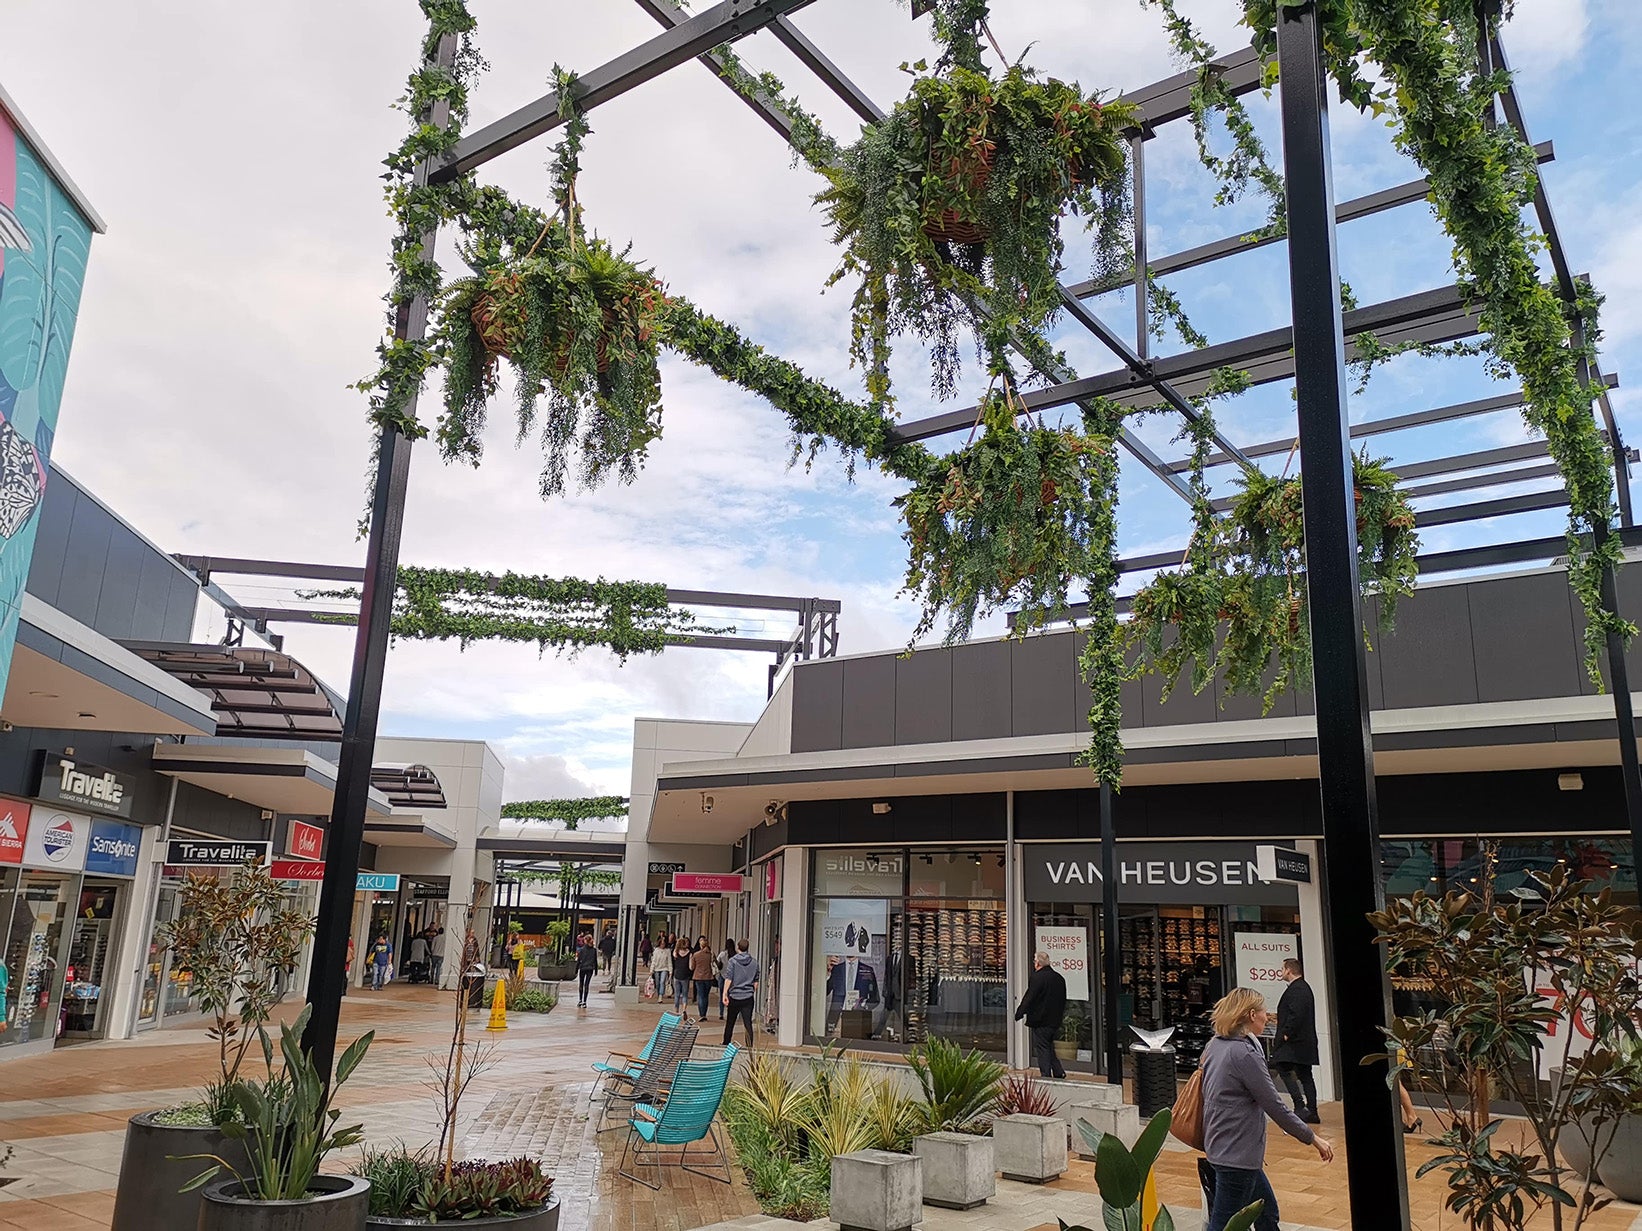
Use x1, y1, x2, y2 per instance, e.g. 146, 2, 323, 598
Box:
1233, 931, 1299, 1012
1035, 926, 1090, 1001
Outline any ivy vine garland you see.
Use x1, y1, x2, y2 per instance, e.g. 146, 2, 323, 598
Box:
501, 797, 628, 829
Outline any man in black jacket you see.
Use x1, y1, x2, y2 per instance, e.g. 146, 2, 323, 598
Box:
1014, 951, 1069, 1078
1273, 956, 1320, 1123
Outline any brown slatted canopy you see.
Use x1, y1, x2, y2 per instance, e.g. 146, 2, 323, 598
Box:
369, 762, 447, 809
120, 641, 345, 740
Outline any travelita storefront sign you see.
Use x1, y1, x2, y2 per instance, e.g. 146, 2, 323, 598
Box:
1022, 842, 1299, 905
34, 752, 136, 819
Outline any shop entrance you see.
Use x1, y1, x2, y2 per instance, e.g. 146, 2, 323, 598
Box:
2, 870, 78, 1046
60, 880, 125, 1041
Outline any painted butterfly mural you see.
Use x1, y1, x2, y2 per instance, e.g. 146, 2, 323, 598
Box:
0, 104, 95, 695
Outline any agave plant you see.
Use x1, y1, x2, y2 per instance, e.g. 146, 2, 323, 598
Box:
909, 1035, 1005, 1134
725, 1052, 813, 1152
996, 1071, 1061, 1119
802, 1058, 879, 1159
865, 1080, 921, 1153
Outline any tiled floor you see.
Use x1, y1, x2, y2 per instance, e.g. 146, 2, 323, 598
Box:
1, 988, 1637, 1230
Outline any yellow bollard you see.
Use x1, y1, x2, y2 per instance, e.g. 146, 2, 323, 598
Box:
1142, 1168, 1159, 1230
485, 977, 508, 1031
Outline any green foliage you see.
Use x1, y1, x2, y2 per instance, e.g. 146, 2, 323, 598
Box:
907, 1035, 1005, 1133
1128, 446, 1419, 713
1066, 1110, 1263, 1231
501, 796, 628, 827
355, 1146, 554, 1221
159, 861, 314, 1109
358, 1145, 431, 1218
996, 1071, 1061, 1118
722, 1108, 831, 1221
1368, 850, 1642, 1229
178, 1006, 373, 1202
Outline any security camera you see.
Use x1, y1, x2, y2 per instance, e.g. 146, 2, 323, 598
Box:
701, 793, 715, 814
0, 720, 12, 733
763, 801, 788, 826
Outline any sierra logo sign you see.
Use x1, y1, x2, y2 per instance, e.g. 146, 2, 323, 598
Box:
0, 801, 28, 864
36, 752, 135, 818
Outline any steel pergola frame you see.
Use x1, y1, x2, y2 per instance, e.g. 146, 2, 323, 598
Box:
296, 8, 1639, 1227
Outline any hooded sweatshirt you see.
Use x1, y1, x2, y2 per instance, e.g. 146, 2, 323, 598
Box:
724, 951, 759, 1000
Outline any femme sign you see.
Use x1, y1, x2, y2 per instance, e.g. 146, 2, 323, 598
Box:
669, 872, 743, 898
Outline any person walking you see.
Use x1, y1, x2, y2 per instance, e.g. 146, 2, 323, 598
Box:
429, 927, 446, 987
671, 936, 694, 1014
369, 934, 393, 991
1201, 988, 1334, 1231
718, 939, 736, 1020
1014, 951, 1069, 1078
1273, 957, 1320, 1124
690, 935, 715, 1022
599, 926, 617, 973
650, 936, 670, 999
721, 939, 760, 1047
407, 931, 430, 982
575, 932, 599, 1007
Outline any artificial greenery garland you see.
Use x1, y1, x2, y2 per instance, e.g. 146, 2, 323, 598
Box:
501, 797, 629, 828
509, 863, 623, 890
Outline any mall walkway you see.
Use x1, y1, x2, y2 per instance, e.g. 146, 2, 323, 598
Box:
1, 986, 1638, 1230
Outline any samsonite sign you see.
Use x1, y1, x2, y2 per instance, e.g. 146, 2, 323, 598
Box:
35, 752, 135, 819
0, 800, 29, 865
1022, 842, 1297, 905
23, 808, 90, 871
86, 819, 143, 877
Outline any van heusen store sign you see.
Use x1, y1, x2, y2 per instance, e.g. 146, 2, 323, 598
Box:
34, 751, 136, 819
1022, 842, 1299, 905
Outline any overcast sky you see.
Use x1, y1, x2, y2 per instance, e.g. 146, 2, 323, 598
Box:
3, 0, 1637, 803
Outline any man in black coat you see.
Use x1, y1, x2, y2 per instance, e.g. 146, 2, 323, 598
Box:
1014, 951, 1069, 1079
1273, 956, 1320, 1123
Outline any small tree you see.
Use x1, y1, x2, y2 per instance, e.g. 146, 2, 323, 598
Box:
160, 860, 313, 1118
1369, 844, 1642, 1231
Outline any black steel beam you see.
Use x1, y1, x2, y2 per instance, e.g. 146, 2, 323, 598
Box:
1117, 45, 1265, 127
766, 13, 884, 122
1414, 488, 1567, 527
1277, 9, 1407, 1226
631, 0, 800, 144
1067, 141, 1552, 299
175, 555, 364, 585
675, 635, 795, 653
1399, 462, 1561, 501
433, 0, 820, 181
662, 589, 841, 613
1206, 442, 1554, 511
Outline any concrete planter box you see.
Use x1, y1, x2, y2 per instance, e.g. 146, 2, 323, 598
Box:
537, 962, 575, 982
112, 1110, 253, 1231
831, 1149, 922, 1231
367, 1196, 560, 1230
198, 1175, 369, 1231
913, 1132, 993, 1210
1073, 1103, 1140, 1156
993, 1114, 1067, 1184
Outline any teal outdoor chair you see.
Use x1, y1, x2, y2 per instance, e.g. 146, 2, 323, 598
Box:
592, 1011, 682, 1101
597, 1018, 698, 1132
618, 1043, 739, 1190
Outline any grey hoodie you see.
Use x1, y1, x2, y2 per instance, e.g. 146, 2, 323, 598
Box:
724, 951, 759, 1000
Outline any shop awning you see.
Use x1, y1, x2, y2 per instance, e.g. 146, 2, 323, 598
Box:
370, 763, 446, 809
3, 596, 218, 736
477, 830, 627, 862
151, 744, 393, 817
120, 642, 345, 741
366, 814, 458, 848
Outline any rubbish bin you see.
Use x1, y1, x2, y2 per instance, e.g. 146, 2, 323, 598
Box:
1131, 1044, 1178, 1119
463, 964, 488, 1010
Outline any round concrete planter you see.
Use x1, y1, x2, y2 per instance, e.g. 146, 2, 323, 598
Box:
1596, 1116, 1642, 1203
112, 1111, 254, 1231
198, 1175, 370, 1231
366, 1196, 560, 1230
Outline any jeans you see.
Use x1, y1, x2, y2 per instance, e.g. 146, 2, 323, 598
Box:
674, 976, 690, 1012
578, 968, 594, 1004
695, 979, 714, 1019
653, 970, 668, 998
430, 957, 443, 986
372, 963, 389, 990
1205, 1165, 1281, 1231
1276, 1063, 1317, 1116
723, 996, 756, 1046
1030, 1025, 1066, 1078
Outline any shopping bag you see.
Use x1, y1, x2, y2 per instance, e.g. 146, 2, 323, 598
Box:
1170, 1066, 1205, 1150
642, 975, 656, 999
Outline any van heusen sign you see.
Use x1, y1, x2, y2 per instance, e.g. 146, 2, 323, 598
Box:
34, 752, 136, 819
1022, 842, 1299, 905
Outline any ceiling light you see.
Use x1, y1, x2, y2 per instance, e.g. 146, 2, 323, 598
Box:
77, 712, 95, 719
871, 802, 892, 815
1558, 772, 1584, 792
28, 691, 58, 699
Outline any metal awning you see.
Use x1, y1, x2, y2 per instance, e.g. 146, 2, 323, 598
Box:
120, 642, 344, 741
370, 763, 447, 809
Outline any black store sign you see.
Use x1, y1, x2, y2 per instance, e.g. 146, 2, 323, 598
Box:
36, 751, 136, 818
1023, 841, 1299, 905
167, 839, 271, 866
648, 861, 685, 875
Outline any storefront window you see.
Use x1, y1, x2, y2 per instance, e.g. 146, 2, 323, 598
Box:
4, 872, 76, 1044
62, 882, 124, 1037
1381, 837, 1636, 903
809, 848, 1007, 1054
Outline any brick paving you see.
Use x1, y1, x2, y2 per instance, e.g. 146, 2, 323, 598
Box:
0, 986, 1638, 1229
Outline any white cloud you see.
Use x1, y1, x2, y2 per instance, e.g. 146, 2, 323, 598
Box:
1502, 0, 1591, 77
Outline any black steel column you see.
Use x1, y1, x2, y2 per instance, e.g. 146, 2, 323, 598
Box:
1099, 780, 1123, 1084
1596, 539, 1642, 860
301, 31, 457, 1084
1276, 5, 1409, 1228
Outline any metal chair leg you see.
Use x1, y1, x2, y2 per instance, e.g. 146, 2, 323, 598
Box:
679, 1123, 732, 1185
617, 1129, 661, 1190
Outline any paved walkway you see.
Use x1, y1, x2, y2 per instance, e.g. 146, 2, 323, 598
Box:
0, 986, 1637, 1230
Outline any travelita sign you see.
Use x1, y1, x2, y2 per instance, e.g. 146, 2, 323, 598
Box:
35, 752, 135, 819
1022, 842, 1299, 905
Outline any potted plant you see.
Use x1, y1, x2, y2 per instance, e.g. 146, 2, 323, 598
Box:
1069, 1108, 1264, 1230
537, 921, 575, 981
180, 1005, 374, 1230
907, 1036, 1003, 1208
1055, 1003, 1089, 1063
113, 862, 313, 1231
357, 1148, 558, 1229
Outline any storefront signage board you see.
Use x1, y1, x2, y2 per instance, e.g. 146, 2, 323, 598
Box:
1255, 845, 1312, 884
412, 883, 447, 899
765, 855, 782, 902
287, 820, 324, 861
22, 808, 90, 870
1023, 842, 1298, 905
1232, 932, 1299, 1011
647, 861, 685, 875
815, 852, 904, 896
166, 839, 270, 866
1034, 925, 1090, 1000
0, 799, 29, 864
86, 819, 142, 877
34, 752, 136, 819
357, 872, 400, 893
671, 872, 743, 895
271, 859, 324, 881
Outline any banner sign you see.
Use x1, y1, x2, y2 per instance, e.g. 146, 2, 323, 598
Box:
0, 799, 29, 865
287, 820, 324, 861
1035, 926, 1091, 1001
357, 872, 400, 893
24, 808, 89, 871
412, 883, 447, 899
35, 752, 135, 819
166, 839, 270, 866
1233, 932, 1300, 1011
1023, 842, 1297, 905
1256, 845, 1312, 884
671, 872, 743, 895
647, 861, 685, 875
271, 859, 324, 881
86, 819, 142, 877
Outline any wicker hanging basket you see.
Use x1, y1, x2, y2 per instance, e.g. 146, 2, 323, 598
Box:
923, 142, 994, 245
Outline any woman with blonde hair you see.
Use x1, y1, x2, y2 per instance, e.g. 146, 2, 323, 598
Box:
1200, 988, 1335, 1231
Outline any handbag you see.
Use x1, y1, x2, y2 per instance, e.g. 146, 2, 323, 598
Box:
642, 975, 656, 999
1170, 1065, 1206, 1150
